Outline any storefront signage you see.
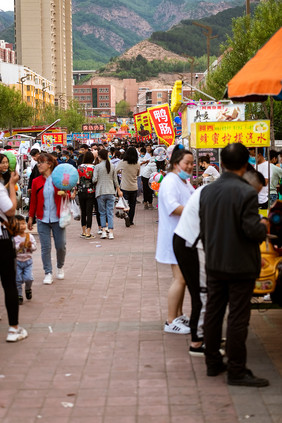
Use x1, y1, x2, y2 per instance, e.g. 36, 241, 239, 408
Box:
191, 120, 270, 149
82, 124, 105, 132
41, 132, 67, 146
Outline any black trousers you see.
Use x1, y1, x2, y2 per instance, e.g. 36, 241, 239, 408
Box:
122, 189, 137, 224
173, 234, 203, 342
93, 196, 101, 227
141, 176, 153, 204
204, 275, 254, 377
78, 192, 95, 229
0, 237, 19, 326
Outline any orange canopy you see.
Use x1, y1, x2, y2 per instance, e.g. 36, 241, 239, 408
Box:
228, 28, 282, 102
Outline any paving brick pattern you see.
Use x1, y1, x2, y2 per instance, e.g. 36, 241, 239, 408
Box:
0, 203, 281, 423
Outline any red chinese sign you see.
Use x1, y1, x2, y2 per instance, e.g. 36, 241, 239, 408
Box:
148, 104, 175, 146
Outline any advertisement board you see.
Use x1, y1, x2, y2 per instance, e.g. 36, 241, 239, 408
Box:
191, 120, 270, 149
41, 132, 67, 146
182, 103, 246, 138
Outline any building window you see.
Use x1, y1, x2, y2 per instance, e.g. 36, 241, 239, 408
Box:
100, 95, 109, 100
27, 96, 30, 102
74, 88, 79, 93
157, 100, 162, 104
86, 89, 91, 93
99, 88, 109, 93
157, 92, 162, 98
27, 85, 31, 91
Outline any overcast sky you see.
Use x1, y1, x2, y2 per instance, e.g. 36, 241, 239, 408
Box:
0, 0, 14, 12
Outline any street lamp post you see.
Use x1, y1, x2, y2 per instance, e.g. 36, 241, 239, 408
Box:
19, 74, 31, 102
42, 85, 51, 108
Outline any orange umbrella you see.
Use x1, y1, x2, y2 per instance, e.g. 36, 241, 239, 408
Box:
227, 28, 282, 102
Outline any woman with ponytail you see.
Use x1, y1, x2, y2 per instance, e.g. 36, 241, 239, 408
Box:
93, 149, 122, 239
156, 145, 195, 334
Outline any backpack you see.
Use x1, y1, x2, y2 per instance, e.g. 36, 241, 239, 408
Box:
77, 164, 95, 194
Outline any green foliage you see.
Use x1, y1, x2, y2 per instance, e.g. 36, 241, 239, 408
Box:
150, 5, 254, 58
196, 0, 282, 139
116, 100, 131, 118
0, 84, 34, 132
101, 53, 217, 81
35, 101, 85, 133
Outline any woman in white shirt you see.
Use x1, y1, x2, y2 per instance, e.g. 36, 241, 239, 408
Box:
156, 145, 194, 334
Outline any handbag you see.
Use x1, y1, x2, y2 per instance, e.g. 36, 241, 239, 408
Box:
59, 196, 72, 228
70, 199, 81, 221
115, 196, 130, 212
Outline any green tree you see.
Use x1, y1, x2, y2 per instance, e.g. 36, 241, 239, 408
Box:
0, 84, 34, 133
194, 0, 282, 139
116, 100, 131, 118
35, 101, 85, 133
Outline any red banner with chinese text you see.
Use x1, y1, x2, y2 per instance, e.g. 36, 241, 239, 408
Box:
147, 104, 175, 146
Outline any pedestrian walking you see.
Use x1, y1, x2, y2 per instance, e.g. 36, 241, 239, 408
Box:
199, 143, 269, 386
28, 153, 67, 285
116, 147, 140, 226
0, 170, 28, 342
156, 145, 194, 334
74, 151, 97, 238
93, 149, 122, 239
14, 215, 36, 305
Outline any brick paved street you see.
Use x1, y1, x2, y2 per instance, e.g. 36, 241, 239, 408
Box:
0, 203, 281, 423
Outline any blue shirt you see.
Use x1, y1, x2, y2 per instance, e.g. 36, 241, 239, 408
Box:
40, 176, 59, 223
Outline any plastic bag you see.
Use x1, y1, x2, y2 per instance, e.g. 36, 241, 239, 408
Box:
70, 199, 81, 221
59, 196, 71, 228
115, 196, 129, 212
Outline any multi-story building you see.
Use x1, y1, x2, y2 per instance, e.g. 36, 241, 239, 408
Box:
14, 0, 73, 108
0, 40, 16, 64
73, 84, 116, 117
0, 62, 54, 109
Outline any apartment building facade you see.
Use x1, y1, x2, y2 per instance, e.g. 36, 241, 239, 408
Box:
0, 40, 15, 64
73, 84, 116, 117
14, 0, 73, 108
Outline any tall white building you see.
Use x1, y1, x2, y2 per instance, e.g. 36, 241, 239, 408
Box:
14, 0, 73, 108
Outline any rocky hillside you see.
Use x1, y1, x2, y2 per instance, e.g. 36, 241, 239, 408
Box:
0, 0, 243, 70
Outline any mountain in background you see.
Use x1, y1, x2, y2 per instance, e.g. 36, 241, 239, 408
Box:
0, 1, 243, 70
72, 0, 243, 69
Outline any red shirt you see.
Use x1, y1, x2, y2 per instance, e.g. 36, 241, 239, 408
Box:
29, 175, 62, 220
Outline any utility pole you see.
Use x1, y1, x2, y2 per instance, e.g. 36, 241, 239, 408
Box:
246, 0, 250, 15
192, 22, 218, 73
181, 54, 195, 97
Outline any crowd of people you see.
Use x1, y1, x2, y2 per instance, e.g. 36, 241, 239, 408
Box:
1, 139, 282, 389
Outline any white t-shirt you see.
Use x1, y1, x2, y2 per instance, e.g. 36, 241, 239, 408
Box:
0, 183, 13, 236
257, 161, 271, 204
155, 172, 194, 264
174, 185, 206, 250
203, 165, 220, 179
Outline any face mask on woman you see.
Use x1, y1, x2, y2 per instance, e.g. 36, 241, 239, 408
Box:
177, 168, 191, 180
248, 156, 256, 166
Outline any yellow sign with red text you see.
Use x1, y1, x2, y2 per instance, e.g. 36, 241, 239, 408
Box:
191, 120, 270, 149
148, 104, 175, 146
133, 111, 153, 133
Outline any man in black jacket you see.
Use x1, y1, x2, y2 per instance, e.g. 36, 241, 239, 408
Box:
199, 143, 269, 387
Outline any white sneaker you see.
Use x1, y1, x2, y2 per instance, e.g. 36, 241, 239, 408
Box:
178, 314, 190, 327
97, 229, 102, 235
100, 231, 107, 239
56, 267, 64, 280
6, 326, 28, 342
164, 318, 191, 334
108, 232, 114, 239
43, 273, 53, 284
